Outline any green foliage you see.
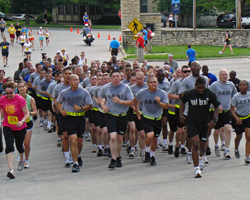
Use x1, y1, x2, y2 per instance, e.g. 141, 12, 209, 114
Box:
97, 16, 121, 25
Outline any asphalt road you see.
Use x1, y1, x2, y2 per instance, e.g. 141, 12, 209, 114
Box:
0, 28, 250, 200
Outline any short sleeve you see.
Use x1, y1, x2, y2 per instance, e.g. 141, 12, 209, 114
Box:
18, 95, 27, 108
180, 91, 188, 104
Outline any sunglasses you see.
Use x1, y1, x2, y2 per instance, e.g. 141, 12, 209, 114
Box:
182, 70, 191, 73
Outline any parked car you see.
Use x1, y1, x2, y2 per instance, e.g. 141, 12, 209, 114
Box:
11, 14, 36, 21
161, 14, 168, 27
0, 12, 12, 21
241, 16, 250, 29
216, 14, 236, 28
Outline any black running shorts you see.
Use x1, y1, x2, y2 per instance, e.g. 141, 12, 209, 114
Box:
214, 111, 232, 130
186, 119, 208, 142
105, 113, 128, 135
141, 116, 162, 138
65, 115, 85, 138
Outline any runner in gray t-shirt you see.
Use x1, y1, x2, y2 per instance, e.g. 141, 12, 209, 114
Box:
230, 80, 250, 163
209, 69, 237, 159
135, 76, 171, 166
98, 70, 134, 169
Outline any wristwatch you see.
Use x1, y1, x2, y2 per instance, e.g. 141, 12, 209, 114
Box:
213, 117, 218, 123
21, 120, 25, 124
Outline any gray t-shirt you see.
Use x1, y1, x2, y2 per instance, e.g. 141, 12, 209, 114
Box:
99, 83, 134, 115
136, 88, 169, 118
37, 79, 54, 97
231, 92, 250, 116
52, 83, 71, 99
169, 60, 178, 72
94, 85, 104, 112
32, 76, 43, 96
209, 81, 237, 110
179, 75, 209, 94
130, 83, 148, 111
46, 81, 57, 95
20, 68, 30, 79
81, 77, 90, 88
28, 72, 40, 83
121, 79, 130, 84
88, 86, 98, 108
57, 87, 92, 113
168, 79, 182, 106
157, 79, 170, 93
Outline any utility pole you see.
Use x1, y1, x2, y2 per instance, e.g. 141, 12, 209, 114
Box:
236, 0, 241, 29
193, 0, 196, 29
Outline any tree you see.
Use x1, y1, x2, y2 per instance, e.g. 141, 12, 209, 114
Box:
0, 0, 11, 13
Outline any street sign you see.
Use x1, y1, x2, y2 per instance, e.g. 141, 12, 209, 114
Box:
128, 18, 143, 35
118, 9, 121, 19
172, 0, 180, 14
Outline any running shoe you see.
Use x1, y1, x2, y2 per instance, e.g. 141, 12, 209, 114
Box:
91, 145, 97, 153
221, 144, 225, 151
116, 156, 122, 167
97, 148, 103, 157
194, 167, 202, 178
16, 154, 20, 163
199, 157, 204, 171
174, 146, 180, 158
24, 160, 29, 168
17, 160, 24, 171
168, 145, 173, 154
65, 158, 71, 167
78, 156, 83, 167
145, 152, 150, 163
234, 150, 240, 159
224, 149, 231, 159
219, 51, 223, 54
180, 147, 187, 155
39, 120, 43, 127
129, 149, 135, 157
43, 120, 47, 131
186, 154, 193, 164
245, 157, 250, 164
47, 128, 52, 133
215, 146, 221, 157
126, 145, 131, 154
150, 156, 156, 166
57, 139, 62, 147
86, 134, 91, 141
103, 148, 108, 156
203, 156, 209, 164
162, 144, 168, 151
206, 146, 211, 156
72, 163, 80, 172
158, 139, 162, 147
7, 170, 15, 179
134, 146, 139, 156
122, 142, 126, 147
108, 159, 116, 169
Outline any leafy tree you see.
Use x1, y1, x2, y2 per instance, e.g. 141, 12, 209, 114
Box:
0, 0, 11, 13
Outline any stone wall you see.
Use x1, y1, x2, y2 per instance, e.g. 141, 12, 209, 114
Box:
161, 29, 250, 47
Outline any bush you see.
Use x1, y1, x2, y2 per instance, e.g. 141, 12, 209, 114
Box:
96, 16, 121, 25
35, 13, 52, 23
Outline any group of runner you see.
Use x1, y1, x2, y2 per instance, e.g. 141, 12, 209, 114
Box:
0, 45, 249, 179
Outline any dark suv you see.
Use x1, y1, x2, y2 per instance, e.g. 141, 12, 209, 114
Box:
216, 14, 236, 28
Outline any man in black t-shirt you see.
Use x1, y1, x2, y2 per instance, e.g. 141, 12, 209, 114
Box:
180, 77, 220, 178
15, 22, 21, 44
0, 37, 11, 67
228, 70, 240, 92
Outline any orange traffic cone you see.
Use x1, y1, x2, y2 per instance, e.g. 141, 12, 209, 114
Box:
108, 34, 111, 40
119, 35, 122, 41
70, 27, 73, 32
77, 28, 79, 34
97, 32, 100, 38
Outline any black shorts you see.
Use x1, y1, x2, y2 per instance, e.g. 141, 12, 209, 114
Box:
214, 111, 232, 130
40, 98, 52, 112
65, 115, 85, 138
168, 112, 177, 132
105, 113, 128, 135
85, 110, 90, 118
162, 109, 168, 117
97, 111, 106, 128
226, 40, 231, 45
111, 48, 118, 56
58, 112, 67, 133
35, 95, 42, 109
127, 107, 134, 122
26, 120, 33, 131
88, 110, 94, 124
92, 110, 100, 127
186, 119, 208, 142
232, 116, 250, 135
21, 43, 24, 46
46, 37, 49, 40
133, 113, 144, 132
25, 52, 31, 55
175, 107, 185, 128
2, 51, 8, 57
209, 110, 214, 122
1, 27, 4, 32
16, 31, 21, 37
141, 115, 162, 138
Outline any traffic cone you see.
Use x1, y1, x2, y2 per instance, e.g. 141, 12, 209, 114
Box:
119, 35, 122, 41
108, 34, 111, 40
70, 27, 73, 32
77, 28, 79, 34
97, 32, 100, 38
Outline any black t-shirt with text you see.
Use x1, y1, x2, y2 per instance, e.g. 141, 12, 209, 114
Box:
181, 88, 220, 123
0, 42, 10, 52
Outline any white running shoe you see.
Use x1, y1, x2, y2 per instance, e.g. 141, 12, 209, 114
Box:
199, 157, 204, 171
224, 149, 231, 159
203, 156, 209, 164
194, 167, 202, 178
221, 144, 225, 151
215, 146, 221, 157
186, 154, 193, 164
24, 160, 30, 168
219, 51, 223, 54
162, 144, 168, 151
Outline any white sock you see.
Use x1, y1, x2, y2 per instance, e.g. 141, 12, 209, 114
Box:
169, 142, 173, 146
181, 144, 185, 148
86, 132, 90, 136
225, 148, 229, 151
215, 143, 219, 147
93, 144, 97, 147
105, 145, 109, 149
163, 139, 167, 145
40, 117, 44, 121
235, 149, 239, 152
150, 151, 155, 157
140, 149, 145, 157
74, 161, 79, 165
64, 151, 70, 159
131, 147, 135, 151
194, 166, 200, 170
47, 121, 51, 128
145, 146, 150, 152
188, 152, 192, 155
222, 141, 225, 145
98, 145, 102, 149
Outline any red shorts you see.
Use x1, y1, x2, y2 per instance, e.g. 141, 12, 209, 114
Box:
29, 38, 34, 42
84, 22, 88, 25
10, 34, 15, 39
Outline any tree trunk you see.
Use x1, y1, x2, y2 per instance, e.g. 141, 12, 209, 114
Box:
25, 8, 29, 25
1, 6, 4, 13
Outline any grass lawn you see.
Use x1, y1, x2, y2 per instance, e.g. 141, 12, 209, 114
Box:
125, 45, 250, 60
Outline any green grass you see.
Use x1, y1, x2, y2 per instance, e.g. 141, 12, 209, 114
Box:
5, 21, 120, 29
125, 45, 250, 60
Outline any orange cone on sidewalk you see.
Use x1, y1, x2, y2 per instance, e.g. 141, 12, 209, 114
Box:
97, 32, 100, 38
119, 35, 122, 41
70, 27, 73, 32
108, 34, 111, 40
77, 28, 79, 34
